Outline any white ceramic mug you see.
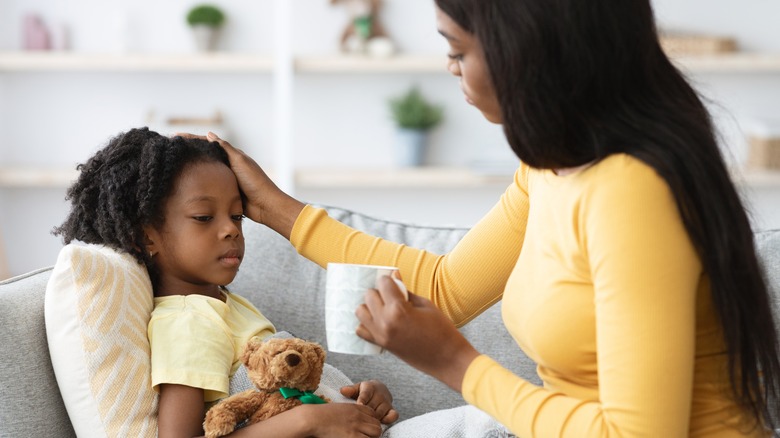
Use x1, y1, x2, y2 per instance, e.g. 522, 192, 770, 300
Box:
325, 263, 408, 355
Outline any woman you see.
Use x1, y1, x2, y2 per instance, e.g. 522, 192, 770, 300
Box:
201, 0, 780, 435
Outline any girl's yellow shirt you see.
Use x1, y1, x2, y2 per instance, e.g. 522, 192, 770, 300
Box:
148, 292, 275, 402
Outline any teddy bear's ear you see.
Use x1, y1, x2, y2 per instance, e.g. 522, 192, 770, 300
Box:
241, 337, 263, 366
313, 342, 326, 364
303, 341, 326, 371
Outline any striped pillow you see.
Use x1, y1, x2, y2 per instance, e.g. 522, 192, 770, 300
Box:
45, 242, 157, 438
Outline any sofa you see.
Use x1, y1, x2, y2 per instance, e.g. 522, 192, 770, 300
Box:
1, 205, 778, 437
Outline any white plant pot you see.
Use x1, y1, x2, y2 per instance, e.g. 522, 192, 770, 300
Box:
191, 25, 219, 51
395, 128, 428, 167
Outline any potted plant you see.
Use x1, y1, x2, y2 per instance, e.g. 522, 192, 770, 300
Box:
388, 86, 444, 167
186, 4, 226, 51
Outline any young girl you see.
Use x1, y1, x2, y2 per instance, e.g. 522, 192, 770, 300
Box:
54, 127, 398, 438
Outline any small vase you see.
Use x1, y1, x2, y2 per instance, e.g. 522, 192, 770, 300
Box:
191, 25, 219, 51
23, 14, 51, 51
395, 128, 428, 167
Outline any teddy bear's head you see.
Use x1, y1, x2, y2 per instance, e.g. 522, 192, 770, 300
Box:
241, 337, 326, 392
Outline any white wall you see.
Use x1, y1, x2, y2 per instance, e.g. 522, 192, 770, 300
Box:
2, 0, 780, 277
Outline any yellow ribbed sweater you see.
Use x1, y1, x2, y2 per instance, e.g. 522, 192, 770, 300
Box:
290, 154, 766, 437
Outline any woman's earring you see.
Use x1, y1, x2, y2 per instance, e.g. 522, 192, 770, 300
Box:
149, 251, 156, 258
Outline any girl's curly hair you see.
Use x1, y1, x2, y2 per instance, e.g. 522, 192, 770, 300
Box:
53, 127, 231, 269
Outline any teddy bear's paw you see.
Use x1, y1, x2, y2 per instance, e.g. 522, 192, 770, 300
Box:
203, 410, 238, 438
203, 422, 235, 438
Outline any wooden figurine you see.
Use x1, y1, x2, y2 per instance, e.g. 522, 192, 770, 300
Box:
330, 0, 396, 56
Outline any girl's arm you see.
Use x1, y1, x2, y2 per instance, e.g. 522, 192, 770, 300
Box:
157, 384, 207, 438
225, 403, 382, 438
158, 383, 382, 438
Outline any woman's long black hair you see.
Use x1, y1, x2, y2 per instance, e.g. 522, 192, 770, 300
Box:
436, 0, 779, 431
53, 128, 230, 283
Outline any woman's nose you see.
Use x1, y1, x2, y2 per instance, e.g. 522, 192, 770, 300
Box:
447, 59, 460, 77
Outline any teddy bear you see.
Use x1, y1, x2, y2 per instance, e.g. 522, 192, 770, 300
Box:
203, 337, 330, 438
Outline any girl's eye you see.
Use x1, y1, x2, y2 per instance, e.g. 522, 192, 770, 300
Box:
231, 214, 245, 222
447, 53, 464, 61
193, 216, 212, 222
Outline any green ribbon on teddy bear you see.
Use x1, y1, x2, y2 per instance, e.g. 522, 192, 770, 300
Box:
279, 387, 326, 404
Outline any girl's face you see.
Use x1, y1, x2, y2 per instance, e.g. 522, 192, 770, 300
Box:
436, 6, 501, 124
145, 161, 245, 298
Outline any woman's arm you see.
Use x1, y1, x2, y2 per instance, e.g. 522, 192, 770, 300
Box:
209, 131, 531, 327
290, 167, 531, 327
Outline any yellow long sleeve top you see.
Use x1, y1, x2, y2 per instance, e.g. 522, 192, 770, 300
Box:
290, 154, 765, 437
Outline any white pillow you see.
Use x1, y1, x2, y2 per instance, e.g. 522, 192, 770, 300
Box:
45, 242, 157, 438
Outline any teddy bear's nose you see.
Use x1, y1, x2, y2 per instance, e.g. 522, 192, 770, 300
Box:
285, 353, 301, 367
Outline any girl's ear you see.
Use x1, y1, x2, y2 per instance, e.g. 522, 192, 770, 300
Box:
142, 226, 159, 258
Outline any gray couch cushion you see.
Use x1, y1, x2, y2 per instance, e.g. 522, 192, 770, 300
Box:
230, 205, 541, 422
755, 229, 780, 426
756, 230, 780, 338
0, 268, 76, 437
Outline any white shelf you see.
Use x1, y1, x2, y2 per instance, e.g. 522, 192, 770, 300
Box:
0, 51, 274, 73
0, 166, 511, 189
672, 53, 780, 73
308, 53, 780, 75
295, 54, 445, 73
0, 52, 443, 74
730, 168, 780, 188
3, 51, 780, 74
0, 168, 78, 188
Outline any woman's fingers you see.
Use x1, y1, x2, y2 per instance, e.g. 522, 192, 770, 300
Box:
355, 274, 480, 392
207, 131, 239, 153
173, 132, 208, 140
202, 132, 269, 221
406, 290, 434, 308
356, 277, 407, 348
376, 274, 407, 303
355, 298, 378, 344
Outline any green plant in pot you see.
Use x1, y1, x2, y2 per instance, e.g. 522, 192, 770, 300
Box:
388, 86, 444, 167
186, 4, 226, 51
